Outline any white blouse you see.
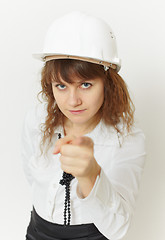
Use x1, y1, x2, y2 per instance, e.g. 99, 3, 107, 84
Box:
21, 103, 146, 240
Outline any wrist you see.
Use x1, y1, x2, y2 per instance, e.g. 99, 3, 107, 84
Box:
77, 163, 101, 184
77, 164, 101, 198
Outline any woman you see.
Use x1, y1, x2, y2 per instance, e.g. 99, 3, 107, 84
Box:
21, 11, 146, 240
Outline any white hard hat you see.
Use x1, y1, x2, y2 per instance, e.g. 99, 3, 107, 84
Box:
33, 11, 121, 72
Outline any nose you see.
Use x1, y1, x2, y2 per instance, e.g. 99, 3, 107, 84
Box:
67, 89, 82, 107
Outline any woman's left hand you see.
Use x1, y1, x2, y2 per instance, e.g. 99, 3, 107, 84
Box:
53, 135, 101, 181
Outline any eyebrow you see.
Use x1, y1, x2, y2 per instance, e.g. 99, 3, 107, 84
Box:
52, 78, 95, 84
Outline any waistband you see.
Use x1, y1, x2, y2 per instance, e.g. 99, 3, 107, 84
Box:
26, 206, 108, 240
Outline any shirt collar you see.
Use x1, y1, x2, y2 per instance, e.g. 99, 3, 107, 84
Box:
54, 119, 119, 146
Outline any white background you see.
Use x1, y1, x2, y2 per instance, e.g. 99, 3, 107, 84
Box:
0, 0, 165, 239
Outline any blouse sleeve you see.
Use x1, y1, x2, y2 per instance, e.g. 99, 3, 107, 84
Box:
78, 128, 146, 240
20, 105, 39, 186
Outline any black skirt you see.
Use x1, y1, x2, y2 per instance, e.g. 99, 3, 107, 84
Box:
26, 206, 108, 240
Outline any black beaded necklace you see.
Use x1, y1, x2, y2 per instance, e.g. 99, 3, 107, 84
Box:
58, 133, 75, 225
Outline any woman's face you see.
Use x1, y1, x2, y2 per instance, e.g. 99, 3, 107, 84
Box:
52, 75, 104, 127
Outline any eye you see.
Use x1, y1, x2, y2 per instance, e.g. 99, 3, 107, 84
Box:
81, 83, 92, 89
55, 84, 66, 90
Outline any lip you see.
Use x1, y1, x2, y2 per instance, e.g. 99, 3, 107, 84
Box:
69, 109, 86, 115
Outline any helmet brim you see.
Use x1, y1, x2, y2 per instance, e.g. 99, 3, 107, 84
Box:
32, 53, 121, 72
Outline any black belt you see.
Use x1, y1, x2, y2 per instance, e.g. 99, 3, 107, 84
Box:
26, 206, 108, 240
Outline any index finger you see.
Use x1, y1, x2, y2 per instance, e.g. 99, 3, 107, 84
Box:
71, 136, 94, 148
53, 135, 76, 154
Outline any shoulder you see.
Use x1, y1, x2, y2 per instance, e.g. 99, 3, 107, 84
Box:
23, 102, 47, 133
117, 122, 145, 148
94, 120, 145, 149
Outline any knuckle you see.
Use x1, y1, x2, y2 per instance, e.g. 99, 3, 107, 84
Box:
81, 149, 93, 159
60, 145, 66, 154
80, 151, 88, 159
59, 155, 64, 163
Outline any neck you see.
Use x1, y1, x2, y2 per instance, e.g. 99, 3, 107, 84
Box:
63, 114, 101, 137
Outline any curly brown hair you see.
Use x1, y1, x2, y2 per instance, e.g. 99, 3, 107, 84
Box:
37, 59, 135, 156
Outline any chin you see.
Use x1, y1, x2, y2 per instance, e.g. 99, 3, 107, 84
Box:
70, 117, 89, 124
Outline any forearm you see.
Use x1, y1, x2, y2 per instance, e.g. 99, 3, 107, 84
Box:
77, 164, 101, 198
79, 168, 133, 240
